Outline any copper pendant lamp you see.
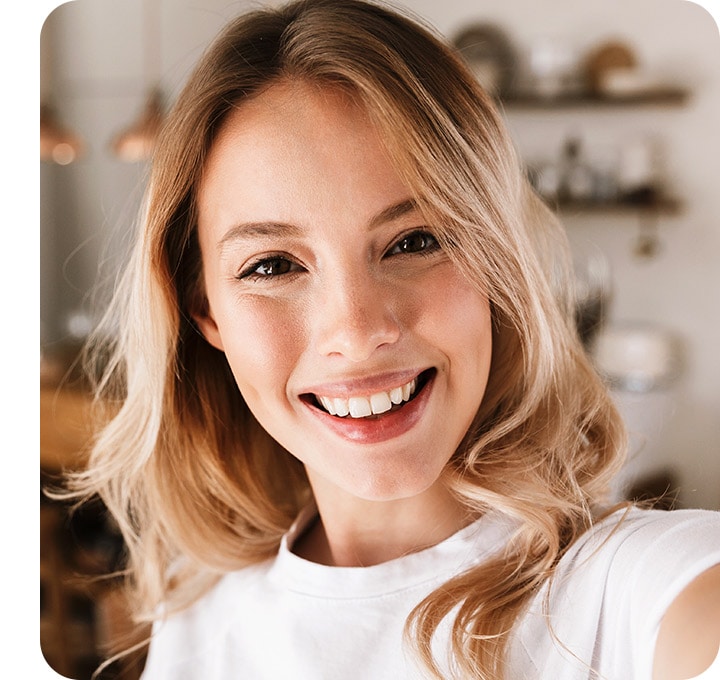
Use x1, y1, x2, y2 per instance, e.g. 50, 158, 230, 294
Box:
110, 87, 164, 162
40, 104, 85, 165
40, 15, 84, 165
110, 0, 164, 162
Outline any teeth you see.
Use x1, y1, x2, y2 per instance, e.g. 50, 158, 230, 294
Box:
316, 376, 419, 419
319, 396, 335, 415
402, 379, 416, 401
333, 398, 349, 417
370, 392, 392, 414
348, 396, 372, 418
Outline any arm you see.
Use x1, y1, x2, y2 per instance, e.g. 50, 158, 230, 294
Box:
653, 564, 720, 680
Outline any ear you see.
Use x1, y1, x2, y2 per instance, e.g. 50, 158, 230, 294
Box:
192, 307, 225, 352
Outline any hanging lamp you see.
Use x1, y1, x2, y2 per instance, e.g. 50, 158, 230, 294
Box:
111, 0, 164, 162
110, 88, 164, 162
40, 104, 85, 165
40, 17, 83, 165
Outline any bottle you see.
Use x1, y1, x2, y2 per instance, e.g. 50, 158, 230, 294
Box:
532, 161, 562, 202
560, 137, 595, 203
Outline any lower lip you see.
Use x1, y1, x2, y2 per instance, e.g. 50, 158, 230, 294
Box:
304, 374, 434, 445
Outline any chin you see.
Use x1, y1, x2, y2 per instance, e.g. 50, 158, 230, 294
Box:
336, 462, 448, 504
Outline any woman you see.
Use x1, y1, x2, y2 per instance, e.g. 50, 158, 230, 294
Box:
68, 1, 720, 678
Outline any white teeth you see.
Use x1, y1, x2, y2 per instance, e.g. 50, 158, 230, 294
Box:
370, 391, 392, 414
333, 398, 350, 417
316, 376, 420, 419
348, 396, 372, 418
319, 396, 336, 415
402, 379, 416, 402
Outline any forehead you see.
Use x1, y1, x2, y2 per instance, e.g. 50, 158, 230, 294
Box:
195, 80, 413, 235
205, 79, 374, 166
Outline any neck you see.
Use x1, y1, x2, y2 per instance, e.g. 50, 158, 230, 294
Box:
293, 479, 474, 567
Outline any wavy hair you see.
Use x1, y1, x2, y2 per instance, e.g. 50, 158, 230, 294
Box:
66, 1, 627, 677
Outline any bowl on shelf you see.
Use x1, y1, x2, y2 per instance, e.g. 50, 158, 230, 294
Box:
590, 321, 682, 392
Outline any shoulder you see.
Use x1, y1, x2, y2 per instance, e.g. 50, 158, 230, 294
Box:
582, 507, 720, 680
594, 505, 717, 558
569, 506, 720, 564
142, 560, 274, 678
566, 507, 720, 613
514, 507, 720, 679
589, 504, 720, 539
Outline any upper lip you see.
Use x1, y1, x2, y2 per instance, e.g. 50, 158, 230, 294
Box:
299, 368, 428, 399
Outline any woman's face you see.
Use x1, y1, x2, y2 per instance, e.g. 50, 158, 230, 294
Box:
194, 80, 492, 505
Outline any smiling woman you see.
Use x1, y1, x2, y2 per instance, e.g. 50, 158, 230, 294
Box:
193, 82, 493, 512
59, 1, 720, 679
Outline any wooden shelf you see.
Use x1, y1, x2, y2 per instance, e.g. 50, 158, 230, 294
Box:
501, 87, 689, 110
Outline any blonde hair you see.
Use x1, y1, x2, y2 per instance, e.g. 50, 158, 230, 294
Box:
67, 1, 627, 677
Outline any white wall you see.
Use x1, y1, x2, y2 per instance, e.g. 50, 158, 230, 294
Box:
40, 0, 720, 509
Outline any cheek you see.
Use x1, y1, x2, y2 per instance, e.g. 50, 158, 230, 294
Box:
419, 271, 492, 357
216, 296, 306, 400
428, 275, 493, 418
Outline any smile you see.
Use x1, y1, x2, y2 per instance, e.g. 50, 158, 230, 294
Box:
315, 376, 418, 418
301, 369, 435, 444
302, 368, 435, 421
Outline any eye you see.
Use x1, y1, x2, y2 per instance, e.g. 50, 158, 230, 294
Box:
238, 255, 302, 280
386, 230, 440, 257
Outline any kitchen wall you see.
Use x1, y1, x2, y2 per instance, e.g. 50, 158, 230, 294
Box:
40, 0, 720, 510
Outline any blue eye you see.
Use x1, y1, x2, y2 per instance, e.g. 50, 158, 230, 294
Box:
387, 230, 439, 256
238, 256, 300, 280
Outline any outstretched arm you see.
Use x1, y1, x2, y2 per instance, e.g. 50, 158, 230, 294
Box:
653, 564, 720, 680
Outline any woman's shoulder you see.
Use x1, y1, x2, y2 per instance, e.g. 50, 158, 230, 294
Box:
141, 557, 285, 677
511, 507, 720, 678
563, 505, 720, 589
593, 504, 720, 538
561, 507, 719, 626
144, 559, 276, 673
565, 506, 720, 668
172, 558, 275, 625
579, 506, 719, 559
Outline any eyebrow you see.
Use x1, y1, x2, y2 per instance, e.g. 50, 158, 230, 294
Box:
217, 198, 419, 253
217, 221, 302, 253
368, 198, 419, 229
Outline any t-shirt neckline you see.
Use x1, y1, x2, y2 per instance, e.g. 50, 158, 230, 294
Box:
269, 506, 515, 599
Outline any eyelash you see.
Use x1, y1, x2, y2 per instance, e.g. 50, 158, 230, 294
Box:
237, 254, 302, 281
236, 229, 440, 281
384, 229, 440, 257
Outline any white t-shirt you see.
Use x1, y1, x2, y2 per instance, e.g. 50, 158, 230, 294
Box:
141, 507, 720, 680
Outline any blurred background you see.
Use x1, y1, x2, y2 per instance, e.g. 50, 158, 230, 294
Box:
39, 0, 720, 677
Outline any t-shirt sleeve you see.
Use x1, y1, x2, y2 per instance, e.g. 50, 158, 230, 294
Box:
605, 509, 720, 680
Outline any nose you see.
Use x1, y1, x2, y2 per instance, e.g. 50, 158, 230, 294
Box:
313, 269, 401, 362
